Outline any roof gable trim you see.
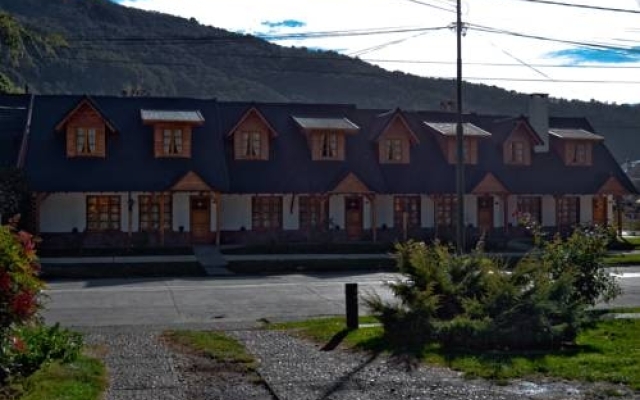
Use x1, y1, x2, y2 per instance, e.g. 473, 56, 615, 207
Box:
472, 173, 509, 194
597, 176, 629, 196
330, 172, 372, 194
54, 97, 117, 133
226, 107, 278, 138
376, 113, 420, 145
170, 171, 213, 192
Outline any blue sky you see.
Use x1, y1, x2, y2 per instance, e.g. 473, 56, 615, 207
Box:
112, 0, 640, 103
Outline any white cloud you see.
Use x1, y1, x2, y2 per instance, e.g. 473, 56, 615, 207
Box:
117, 0, 640, 103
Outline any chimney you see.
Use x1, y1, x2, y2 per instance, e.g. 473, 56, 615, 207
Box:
529, 93, 549, 153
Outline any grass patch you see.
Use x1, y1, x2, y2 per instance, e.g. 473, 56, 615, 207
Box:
603, 252, 640, 265
271, 317, 640, 389
162, 331, 255, 371
4, 354, 106, 400
619, 236, 640, 248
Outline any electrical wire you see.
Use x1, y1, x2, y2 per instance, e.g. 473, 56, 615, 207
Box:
506, 0, 640, 15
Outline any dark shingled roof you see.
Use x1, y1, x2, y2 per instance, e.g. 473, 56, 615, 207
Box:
25, 95, 229, 192
221, 102, 386, 194
0, 94, 29, 168
16, 94, 634, 197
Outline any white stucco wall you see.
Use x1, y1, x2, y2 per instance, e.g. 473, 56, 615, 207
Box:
506, 195, 518, 226
40, 193, 87, 232
172, 192, 190, 232
283, 194, 299, 230
607, 195, 615, 225
363, 196, 372, 230
422, 196, 434, 228
580, 195, 593, 224
221, 195, 252, 230
493, 196, 504, 228
376, 195, 394, 229
542, 195, 556, 226
464, 195, 477, 227
329, 195, 345, 230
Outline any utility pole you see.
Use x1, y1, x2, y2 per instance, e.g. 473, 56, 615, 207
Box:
455, 0, 465, 254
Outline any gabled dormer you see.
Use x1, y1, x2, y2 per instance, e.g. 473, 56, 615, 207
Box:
228, 107, 277, 161
549, 129, 604, 166
55, 97, 117, 158
424, 121, 491, 165
370, 110, 419, 164
141, 109, 204, 158
292, 116, 359, 161
503, 119, 543, 166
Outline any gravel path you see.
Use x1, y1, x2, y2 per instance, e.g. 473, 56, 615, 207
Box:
80, 326, 638, 400
232, 330, 639, 400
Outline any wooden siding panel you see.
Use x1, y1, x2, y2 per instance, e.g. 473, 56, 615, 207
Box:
64, 103, 107, 158
154, 126, 163, 158
66, 126, 76, 157
332, 173, 371, 194
231, 114, 271, 160
171, 171, 212, 191
503, 127, 532, 165
445, 138, 477, 164
153, 123, 192, 158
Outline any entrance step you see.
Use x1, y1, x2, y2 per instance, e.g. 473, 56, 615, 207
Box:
192, 245, 233, 276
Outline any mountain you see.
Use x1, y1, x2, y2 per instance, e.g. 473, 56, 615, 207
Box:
0, 0, 639, 162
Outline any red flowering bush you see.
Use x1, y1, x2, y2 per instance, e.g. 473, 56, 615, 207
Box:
0, 225, 44, 330
0, 224, 45, 382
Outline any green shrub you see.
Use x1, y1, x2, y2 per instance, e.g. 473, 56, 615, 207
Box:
2, 324, 83, 379
367, 227, 620, 352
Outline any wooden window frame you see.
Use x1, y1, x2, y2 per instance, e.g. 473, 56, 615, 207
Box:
434, 195, 457, 228
252, 196, 282, 231
138, 195, 172, 232
299, 196, 328, 230
516, 196, 542, 224
510, 141, 526, 164
75, 126, 99, 156
86, 195, 121, 231
241, 131, 263, 159
385, 139, 403, 162
573, 143, 587, 164
320, 131, 339, 159
557, 196, 580, 228
163, 128, 184, 155
394, 196, 421, 229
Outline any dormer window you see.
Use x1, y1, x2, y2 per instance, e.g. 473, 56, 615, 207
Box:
55, 97, 116, 159
141, 109, 204, 159
508, 141, 526, 164
321, 131, 339, 159
425, 122, 490, 165
241, 131, 262, 159
573, 143, 587, 164
292, 116, 359, 162
229, 107, 277, 161
163, 128, 183, 155
76, 127, 98, 155
384, 139, 403, 162
502, 120, 540, 166
549, 129, 603, 167
373, 110, 418, 164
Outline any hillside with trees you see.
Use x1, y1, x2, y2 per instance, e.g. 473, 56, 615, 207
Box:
0, 0, 638, 162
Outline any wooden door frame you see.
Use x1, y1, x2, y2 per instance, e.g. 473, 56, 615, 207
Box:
344, 195, 363, 239
189, 195, 211, 243
477, 195, 494, 233
592, 195, 608, 226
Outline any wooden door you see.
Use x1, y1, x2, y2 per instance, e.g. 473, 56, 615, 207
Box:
593, 196, 608, 226
344, 196, 363, 239
190, 196, 211, 243
477, 196, 494, 233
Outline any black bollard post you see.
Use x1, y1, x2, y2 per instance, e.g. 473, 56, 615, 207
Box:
345, 283, 359, 330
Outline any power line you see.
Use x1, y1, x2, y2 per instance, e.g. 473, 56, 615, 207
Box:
507, 0, 640, 14
65, 26, 448, 44
399, 0, 456, 12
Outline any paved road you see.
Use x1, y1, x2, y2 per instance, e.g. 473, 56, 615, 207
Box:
42, 271, 640, 327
